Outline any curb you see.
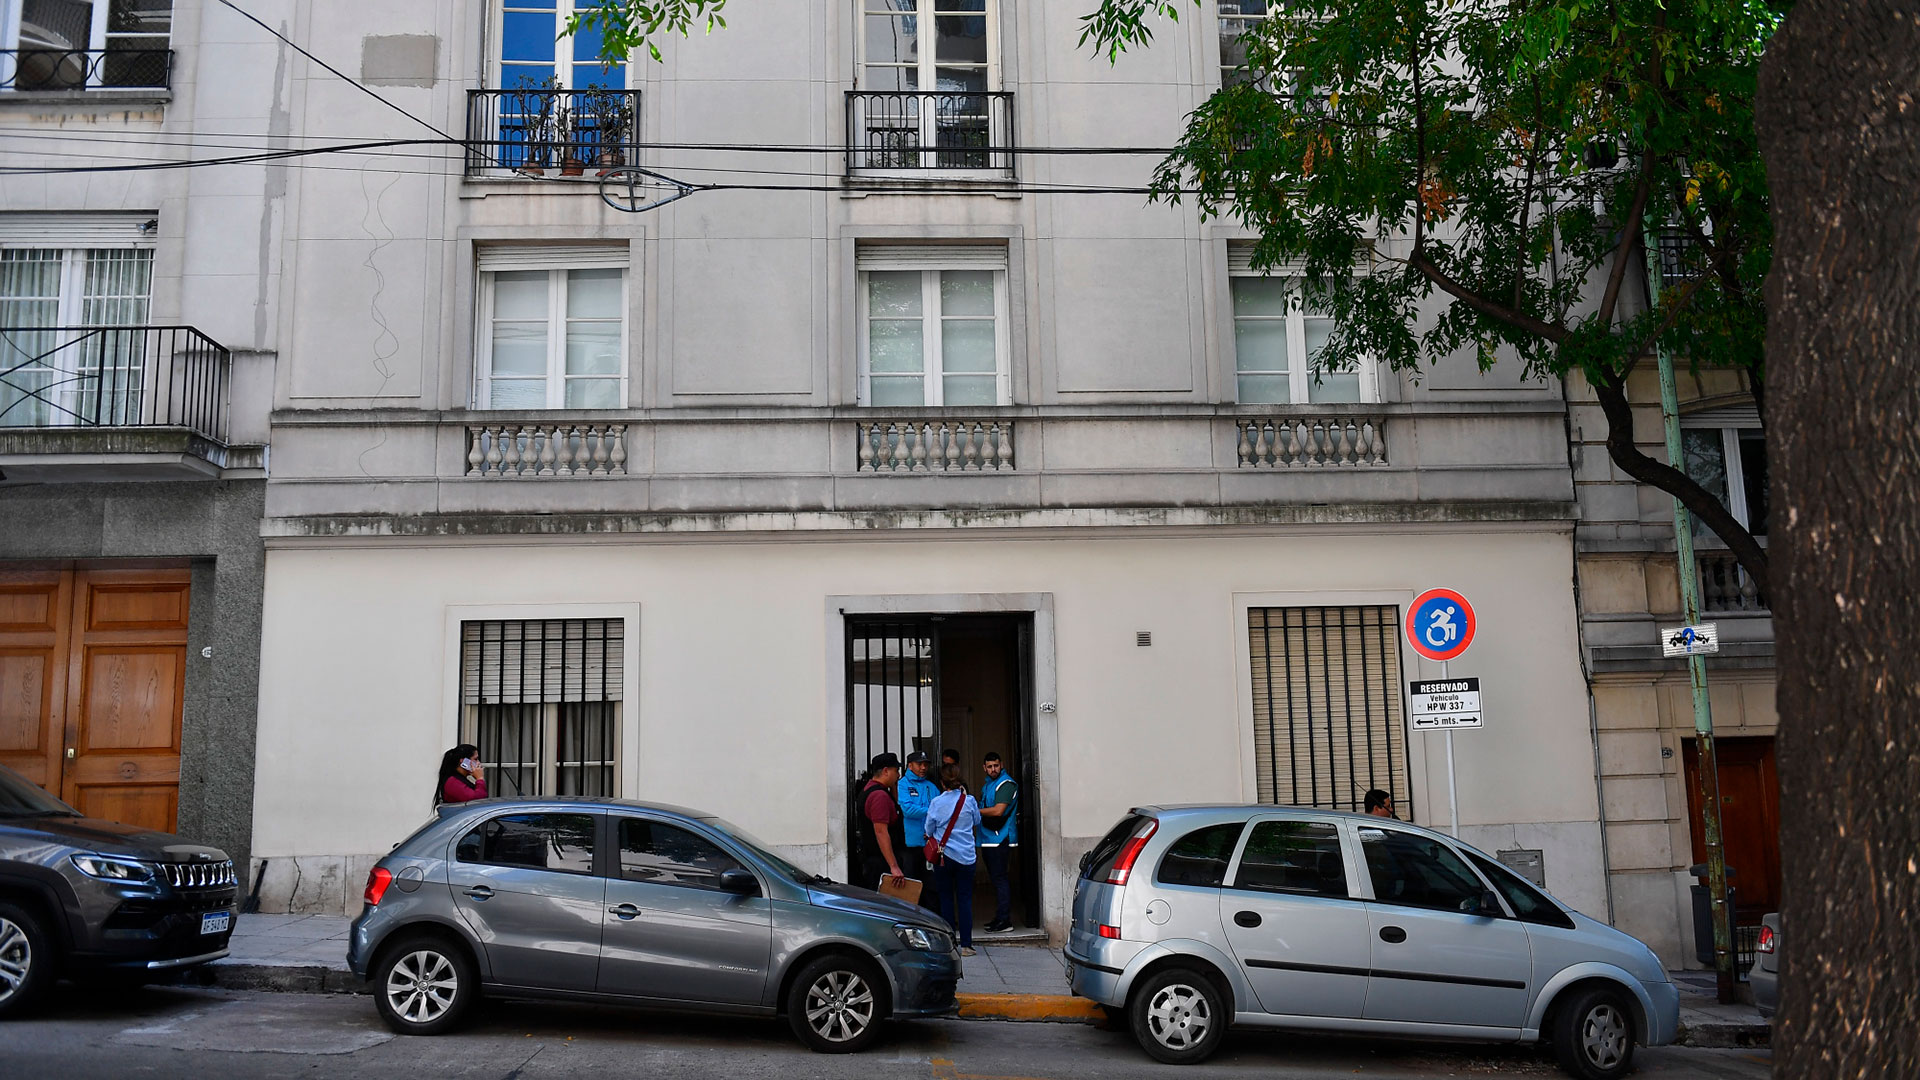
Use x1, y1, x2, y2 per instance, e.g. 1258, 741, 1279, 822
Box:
954, 993, 1104, 1024
207, 962, 366, 996
1675, 1020, 1771, 1048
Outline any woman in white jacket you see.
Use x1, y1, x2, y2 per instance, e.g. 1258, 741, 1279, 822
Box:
923, 764, 983, 955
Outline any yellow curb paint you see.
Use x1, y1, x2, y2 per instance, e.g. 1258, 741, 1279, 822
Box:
953, 993, 1105, 1023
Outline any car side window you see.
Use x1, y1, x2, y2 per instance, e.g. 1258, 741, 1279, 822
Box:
1467, 851, 1575, 928
1358, 827, 1487, 913
1230, 820, 1349, 898
1155, 822, 1244, 888
456, 813, 596, 875
618, 818, 746, 891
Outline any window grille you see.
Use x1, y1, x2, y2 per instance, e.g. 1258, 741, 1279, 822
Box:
1247, 606, 1411, 815
459, 619, 623, 797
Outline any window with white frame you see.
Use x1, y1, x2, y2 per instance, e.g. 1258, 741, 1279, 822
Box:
1230, 270, 1373, 405
2, 0, 172, 89
1681, 415, 1767, 541
460, 619, 624, 798
1217, 0, 1275, 86
1, 245, 152, 427
476, 247, 627, 410
853, 0, 1005, 171
495, 0, 625, 89
860, 0, 994, 93
857, 246, 1009, 407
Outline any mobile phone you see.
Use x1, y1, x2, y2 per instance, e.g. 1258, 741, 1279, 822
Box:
459, 758, 474, 772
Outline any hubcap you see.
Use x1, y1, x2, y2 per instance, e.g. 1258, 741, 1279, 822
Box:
1146, 982, 1213, 1051
803, 969, 875, 1043
0, 917, 30, 1004
1581, 1002, 1629, 1069
385, 949, 458, 1025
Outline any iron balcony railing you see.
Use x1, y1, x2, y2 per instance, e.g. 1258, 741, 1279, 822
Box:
465, 87, 641, 177
0, 325, 231, 443
846, 90, 1015, 175
0, 49, 173, 91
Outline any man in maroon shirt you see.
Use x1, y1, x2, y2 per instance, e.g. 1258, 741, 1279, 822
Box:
856, 752, 905, 890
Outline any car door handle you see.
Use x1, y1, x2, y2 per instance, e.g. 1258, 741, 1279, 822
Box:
608, 903, 641, 920
1234, 910, 1262, 928
1379, 925, 1407, 944
463, 886, 494, 901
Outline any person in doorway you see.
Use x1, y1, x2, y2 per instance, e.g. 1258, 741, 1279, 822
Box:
435, 745, 487, 806
855, 752, 906, 890
897, 751, 941, 910
977, 751, 1019, 932
925, 764, 982, 956
1364, 789, 1397, 818
941, 747, 962, 779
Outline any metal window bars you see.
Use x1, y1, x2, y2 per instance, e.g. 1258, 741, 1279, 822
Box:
465, 87, 641, 176
846, 91, 1015, 175
0, 49, 173, 91
0, 324, 230, 443
460, 619, 624, 798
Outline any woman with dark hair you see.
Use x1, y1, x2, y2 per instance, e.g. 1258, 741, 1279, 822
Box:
923, 764, 982, 956
435, 744, 488, 806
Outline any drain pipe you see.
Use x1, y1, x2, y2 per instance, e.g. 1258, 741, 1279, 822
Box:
1564, 402, 1618, 926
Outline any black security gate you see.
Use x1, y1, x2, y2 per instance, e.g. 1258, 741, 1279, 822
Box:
846, 618, 942, 838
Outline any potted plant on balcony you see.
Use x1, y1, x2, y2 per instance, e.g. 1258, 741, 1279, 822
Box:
582, 84, 635, 175
555, 99, 590, 176
506, 74, 562, 176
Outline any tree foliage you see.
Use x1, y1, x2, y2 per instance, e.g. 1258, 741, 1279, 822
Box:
565, 0, 729, 63
1086, 0, 1781, 588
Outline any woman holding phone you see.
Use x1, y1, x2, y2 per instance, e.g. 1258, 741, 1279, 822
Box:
435, 744, 488, 805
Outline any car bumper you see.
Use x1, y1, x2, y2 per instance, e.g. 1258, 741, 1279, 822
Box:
887, 948, 961, 1018
70, 890, 238, 972
1065, 947, 1126, 1007
1750, 963, 1777, 1018
1642, 977, 1682, 1046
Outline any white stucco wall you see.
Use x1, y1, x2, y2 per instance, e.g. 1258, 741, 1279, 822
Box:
251, 523, 1602, 929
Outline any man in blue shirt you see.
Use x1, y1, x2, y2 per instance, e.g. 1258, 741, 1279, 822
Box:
978, 751, 1019, 931
897, 751, 940, 910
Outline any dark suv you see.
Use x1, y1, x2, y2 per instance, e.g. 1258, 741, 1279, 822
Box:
0, 763, 237, 1015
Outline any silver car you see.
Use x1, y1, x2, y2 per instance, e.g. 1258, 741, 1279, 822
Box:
1066, 806, 1678, 1080
347, 798, 959, 1052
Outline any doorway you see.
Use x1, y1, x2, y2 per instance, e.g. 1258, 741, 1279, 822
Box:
845, 613, 1039, 933
1682, 736, 1781, 924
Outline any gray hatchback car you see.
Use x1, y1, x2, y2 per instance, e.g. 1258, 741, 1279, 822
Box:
348, 798, 959, 1052
1067, 806, 1678, 1080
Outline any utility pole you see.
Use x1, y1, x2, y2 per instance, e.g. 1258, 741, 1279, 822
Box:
1645, 235, 1737, 1005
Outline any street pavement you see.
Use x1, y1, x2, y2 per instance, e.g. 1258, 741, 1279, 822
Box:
1, 983, 1772, 1079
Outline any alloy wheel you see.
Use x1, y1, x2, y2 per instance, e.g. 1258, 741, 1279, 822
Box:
0, 917, 30, 1004
1581, 1002, 1629, 1070
803, 968, 875, 1044
385, 949, 459, 1025
1145, 981, 1213, 1050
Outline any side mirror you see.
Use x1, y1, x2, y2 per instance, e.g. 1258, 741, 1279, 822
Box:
1477, 890, 1504, 917
719, 868, 759, 896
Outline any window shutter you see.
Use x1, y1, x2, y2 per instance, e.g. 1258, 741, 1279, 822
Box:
1680, 403, 1761, 429
0, 212, 159, 248
476, 245, 631, 272
1227, 245, 1307, 277
462, 619, 624, 704
856, 244, 1008, 272
1248, 606, 1409, 815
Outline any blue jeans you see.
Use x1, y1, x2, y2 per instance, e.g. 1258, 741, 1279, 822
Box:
934, 858, 976, 948
982, 843, 1013, 924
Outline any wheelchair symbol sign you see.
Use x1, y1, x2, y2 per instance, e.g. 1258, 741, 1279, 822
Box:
1407, 588, 1476, 662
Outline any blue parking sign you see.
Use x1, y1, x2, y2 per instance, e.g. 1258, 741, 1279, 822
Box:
1407, 588, 1476, 662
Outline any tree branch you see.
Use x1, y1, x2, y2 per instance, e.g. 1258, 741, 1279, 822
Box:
1409, 250, 1571, 343
1625, 270, 1709, 365
1595, 149, 1656, 329
1590, 373, 1770, 594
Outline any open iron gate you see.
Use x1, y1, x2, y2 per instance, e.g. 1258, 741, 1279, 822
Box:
846, 618, 942, 879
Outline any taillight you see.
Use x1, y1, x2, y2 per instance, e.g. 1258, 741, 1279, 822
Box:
1098, 924, 1122, 939
1756, 925, 1775, 954
363, 866, 393, 907
1104, 818, 1159, 885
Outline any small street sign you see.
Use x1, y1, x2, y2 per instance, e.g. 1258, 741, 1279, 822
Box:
1408, 677, 1484, 729
1407, 588, 1476, 662
1661, 622, 1721, 658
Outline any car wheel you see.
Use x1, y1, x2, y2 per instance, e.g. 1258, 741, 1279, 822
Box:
0, 901, 56, 1019
371, 934, 477, 1036
787, 954, 885, 1053
1130, 967, 1227, 1065
1552, 984, 1637, 1080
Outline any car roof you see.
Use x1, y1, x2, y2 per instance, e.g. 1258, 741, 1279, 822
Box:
435, 796, 716, 820
1134, 803, 1456, 836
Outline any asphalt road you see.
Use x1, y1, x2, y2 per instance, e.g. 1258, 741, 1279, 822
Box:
0, 984, 1772, 1079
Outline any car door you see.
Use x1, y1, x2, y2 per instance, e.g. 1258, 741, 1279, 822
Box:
1356, 824, 1533, 1031
1218, 817, 1371, 1019
447, 810, 606, 990
596, 815, 773, 1005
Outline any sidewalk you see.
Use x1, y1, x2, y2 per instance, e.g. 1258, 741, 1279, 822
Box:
208, 915, 1765, 1042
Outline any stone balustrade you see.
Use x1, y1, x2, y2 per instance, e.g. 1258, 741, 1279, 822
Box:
465, 423, 628, 477
1236, 415, 1388, 467
856, 419, 1015, 473
1698, 550, 1767, 612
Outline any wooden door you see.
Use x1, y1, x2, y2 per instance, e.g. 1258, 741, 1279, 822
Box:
0, 572, 72, 792
1683, 736, 1782, 923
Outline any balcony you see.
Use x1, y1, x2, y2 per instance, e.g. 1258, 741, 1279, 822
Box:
1697, 550, 1768, 613
1, 49, 172, 93
0, 325, 244, 481
465, 86, 640, 178
845, 91, 1015, 178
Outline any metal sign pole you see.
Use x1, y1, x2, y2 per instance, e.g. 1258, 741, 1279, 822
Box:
1442, 658, 1459, 836
1647, 238, 1736, 1004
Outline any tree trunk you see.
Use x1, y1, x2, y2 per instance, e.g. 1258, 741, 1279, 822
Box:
1757, 1, 1920, 1075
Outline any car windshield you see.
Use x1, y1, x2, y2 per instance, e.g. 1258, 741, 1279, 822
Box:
700, 815, 818, 885
0, 764, 80, 817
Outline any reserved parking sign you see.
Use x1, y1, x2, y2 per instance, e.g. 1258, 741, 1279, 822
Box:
1408, 677, 1484, 729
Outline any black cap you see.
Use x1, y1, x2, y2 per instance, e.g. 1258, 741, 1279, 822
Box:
905, 751, 930, 764
869, 752, 902, 772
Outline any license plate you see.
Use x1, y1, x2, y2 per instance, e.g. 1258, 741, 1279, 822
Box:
200, 911, 232, 935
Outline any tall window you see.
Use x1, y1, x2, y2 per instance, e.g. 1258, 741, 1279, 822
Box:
858, 247, 1009, 407
1681, 423, 1768, 541
3, 0, 172, 88
459, 619, 625, 798
860, 0, 993, 94
1248, 606, 1410, 814
1231, 274, 1373, 404
496, 0, 624, 89
477, 249, 627, 409
1217, 0, 1275, 86
854, 0, 1001, 171
0, 246, 151, 427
